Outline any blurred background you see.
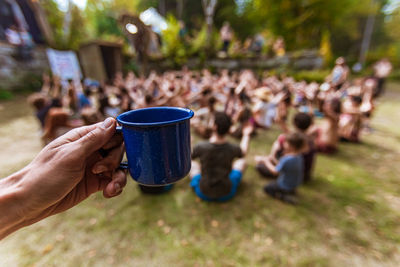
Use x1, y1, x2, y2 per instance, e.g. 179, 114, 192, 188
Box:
0, 0, 400, 91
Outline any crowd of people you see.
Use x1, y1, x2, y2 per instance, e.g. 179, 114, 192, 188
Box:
28, 57, 392, 203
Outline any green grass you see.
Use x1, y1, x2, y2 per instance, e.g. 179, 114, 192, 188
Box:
1, 84, 400, 266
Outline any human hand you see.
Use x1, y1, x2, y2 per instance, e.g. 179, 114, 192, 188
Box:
242, 122, 254, 137
255, 155, 264, 163
15, 118, 126, 226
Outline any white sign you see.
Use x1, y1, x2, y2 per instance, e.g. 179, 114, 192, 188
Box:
46, 48, 82, 81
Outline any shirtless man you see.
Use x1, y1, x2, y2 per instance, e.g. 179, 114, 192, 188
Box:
314, 98, 341, 153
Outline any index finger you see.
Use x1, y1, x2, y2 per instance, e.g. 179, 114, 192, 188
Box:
102, 133, 124, 150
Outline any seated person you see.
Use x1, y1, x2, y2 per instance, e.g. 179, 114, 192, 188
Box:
192, 96, 217, 139
252, 88, 275, 129
41, 108, 75, 145
81, 107, 103, 125
28, 93, 62, 128
190, 112, 252, 202
230, 93, 253, 139
262, 132, 307, 203
339, 95, 362, 142
256, 112, 315, 183
315, 98, 341, 153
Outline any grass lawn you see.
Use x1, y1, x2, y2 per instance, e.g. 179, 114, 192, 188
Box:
0, 84, 400, 266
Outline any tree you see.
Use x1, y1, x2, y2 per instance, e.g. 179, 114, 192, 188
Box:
66, 5, 88, 50
385, 6, 400, 41
202, 0, 218, 49
39, 0, 64, 48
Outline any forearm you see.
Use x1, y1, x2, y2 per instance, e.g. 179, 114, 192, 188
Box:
0, 168, 29, 240
240, 134, 251, 155
265, 160, 278, 176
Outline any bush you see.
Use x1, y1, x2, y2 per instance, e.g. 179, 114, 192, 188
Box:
15, 73, 43, 92
123, 59, 139, 76
161, 15, 188, 66
189, 24, 221, 60
0, 88, 14, 100
389, 69, 400, 81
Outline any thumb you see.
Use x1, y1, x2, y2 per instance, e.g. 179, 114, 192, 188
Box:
73, 118, 117, 156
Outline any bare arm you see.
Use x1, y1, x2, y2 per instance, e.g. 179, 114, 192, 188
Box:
240, 123, 253, 155
0, 119, 126, 240
268, 139, 282, 164
264, 158, 278, 176
0, 169, 27, 240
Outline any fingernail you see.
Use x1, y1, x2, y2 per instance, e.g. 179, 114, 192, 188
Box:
102, 118, 114, 129
93, 165, 107, 174
114, 183, 122, 194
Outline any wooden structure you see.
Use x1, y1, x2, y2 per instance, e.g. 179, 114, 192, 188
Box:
78, 41, 123, 83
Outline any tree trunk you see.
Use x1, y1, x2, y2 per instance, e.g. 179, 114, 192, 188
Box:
159, 0, 166, 16
202, 0, 217, 52
177, 0, 184, 20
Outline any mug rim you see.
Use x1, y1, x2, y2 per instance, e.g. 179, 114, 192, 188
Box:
116, 106, 194, 127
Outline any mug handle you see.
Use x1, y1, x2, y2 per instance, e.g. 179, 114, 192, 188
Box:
116, 125, 122, 133
116, 126, 129, 170
98, 125, 129, 170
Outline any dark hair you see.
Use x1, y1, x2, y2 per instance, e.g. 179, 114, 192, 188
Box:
351, 95, 362, 105
239, 91, 250, 103
120, 87, 128, 95
208, 96, 217, 107
282, 87, 291, 105
145, 94, 153, 104
286, 132, 306, 151
99, 96, 109, 115
28, 93, 46, 110
238, 108, 252, 123
330, 98, 342, 114
214, 112, 232, 136
293, 112, 312, 131
84, 87, 91, 97
202, 88, 212, 96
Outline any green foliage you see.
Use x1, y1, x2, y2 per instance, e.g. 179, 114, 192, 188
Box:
39, 0, 64, 48
39, 0, 400, 66
161, 15, 188, 66
40, 0, 88, 50
241, 0, 391, 59
66, 5, 88, 50
15, 73, 43, 92
385, 6, 400, 41
190, 24, 221, 59
0, 88, 14, 100
85, 0, 124, 41
123, 59, 140, 75
389, 69, 400, 81
320, 30, 333, 67
214, 0, 258, 40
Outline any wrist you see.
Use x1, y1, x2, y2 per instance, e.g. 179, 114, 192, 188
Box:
0, 167, 30, 239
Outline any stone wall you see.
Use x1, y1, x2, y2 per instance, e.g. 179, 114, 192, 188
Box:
0, 42, 49, 90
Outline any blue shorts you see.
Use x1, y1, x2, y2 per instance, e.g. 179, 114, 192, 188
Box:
190, 170, 242, 202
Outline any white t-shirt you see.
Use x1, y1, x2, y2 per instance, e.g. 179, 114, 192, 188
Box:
254, 101, 276, 128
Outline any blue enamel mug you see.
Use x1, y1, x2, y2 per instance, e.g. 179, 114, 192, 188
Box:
116, 107, 194, 186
